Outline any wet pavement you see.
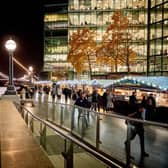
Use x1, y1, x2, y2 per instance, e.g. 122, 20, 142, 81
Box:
25, 92, 168, 168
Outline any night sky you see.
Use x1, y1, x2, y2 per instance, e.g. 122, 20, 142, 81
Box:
0, 0, 43, 78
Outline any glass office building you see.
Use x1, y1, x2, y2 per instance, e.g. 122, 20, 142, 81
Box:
44, 1, 72, 80
44, 0, 168, 80
147, 0, 168, 76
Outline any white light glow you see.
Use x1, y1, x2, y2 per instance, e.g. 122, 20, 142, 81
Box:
5, 39, 16, 52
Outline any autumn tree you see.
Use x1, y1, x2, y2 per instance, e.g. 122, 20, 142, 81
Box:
96, 11, 136, 73
67, 28, 96, 78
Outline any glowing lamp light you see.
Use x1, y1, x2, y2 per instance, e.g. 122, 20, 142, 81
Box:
4, 38, 17, 95
29, 66, 33, 72
5, 39, 16, 52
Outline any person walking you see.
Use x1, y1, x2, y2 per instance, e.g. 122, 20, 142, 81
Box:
106, 89, 114, 112
74, 92, 90, 126
141, 94, 148, 120
91, 88, 100, 111
129, 91, 138, 113
51, 84, 57, 101
125, 104, 149, 165
146, 93, 156, 120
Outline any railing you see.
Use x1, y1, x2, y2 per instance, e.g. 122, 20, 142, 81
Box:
15, 102, 168, 168
15, 102, 123, 168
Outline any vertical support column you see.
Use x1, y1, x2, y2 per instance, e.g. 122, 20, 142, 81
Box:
52, 104, 55, 122
20, 105, 24, 118
81, 109, 85, 138
125, 122, 132, 167
6, 51, 16, 94
30, 118, 34, 133
62, 139, 73, 168
61, 105, 64, 125
5, 39, 16, 95
40, 123, 47, 150
147, 0, 151, 76
71, 107, 75, 130
96, 113, 102, 149
45, 104, 49, 121
25, 111, 28, 125
161, 2, 164, 75
9, 52, 13, 86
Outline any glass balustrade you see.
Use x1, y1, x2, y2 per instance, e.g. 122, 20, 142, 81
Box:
16, 102, 168, 168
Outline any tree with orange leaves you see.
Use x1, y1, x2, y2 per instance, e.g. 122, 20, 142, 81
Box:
68, 28, 96, 78
96, 11, 136, 72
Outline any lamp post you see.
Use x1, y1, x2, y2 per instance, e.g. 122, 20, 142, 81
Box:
5, 39, 17, 95
29, 66, 33, 84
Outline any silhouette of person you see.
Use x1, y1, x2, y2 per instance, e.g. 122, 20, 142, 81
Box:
129, 91, 138, 113
125, 104, 149, 164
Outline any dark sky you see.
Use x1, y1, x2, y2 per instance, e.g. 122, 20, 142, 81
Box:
0, 0, 43, 78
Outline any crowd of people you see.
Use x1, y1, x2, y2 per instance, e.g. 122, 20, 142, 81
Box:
18, 83, 160, 166
18, 83, 156, 118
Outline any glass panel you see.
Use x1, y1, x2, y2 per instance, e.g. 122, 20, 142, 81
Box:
19, 99, 168, 168
155, 56, 162, 71
99, 116, 127, 164
131, 123, 168, 168
47, 103, 63, 125
163, 22, 168, 36
74, 143, 107, 168
61, 104, 74, 129
164, 2, 168, 9
156, 0, 163, 5
30, 117, 42, 144
72, 106, 97, 146
45, 127, 65, 167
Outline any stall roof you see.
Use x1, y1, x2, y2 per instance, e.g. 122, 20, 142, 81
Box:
56, 79, 114, 87
56, 76, 168, 91
106, 76, 168, 91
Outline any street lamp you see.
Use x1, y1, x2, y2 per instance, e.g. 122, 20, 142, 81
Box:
29, 66, 33, 84
5, 38, 17, 95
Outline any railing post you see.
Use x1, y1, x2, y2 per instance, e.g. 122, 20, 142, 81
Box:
61, 105, 64, 125
81, 109, 85, 138
96, 113, 102, 149
52, 104, 55, 121
21, 106, 24, 118
71, 106, 75, 130
45, 105, 48, 121
40, 123, 47, 150
30, 118, 34, 133
62, 139, 73, 168
125, 122, 132, 167
25, 111, 28, 125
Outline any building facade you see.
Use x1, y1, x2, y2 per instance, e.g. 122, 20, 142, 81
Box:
44, 0, 168, 80
44, 0, 73, 80
147, 0, 168, 76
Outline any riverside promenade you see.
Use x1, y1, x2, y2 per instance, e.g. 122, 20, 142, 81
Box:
0, 99, 54, 168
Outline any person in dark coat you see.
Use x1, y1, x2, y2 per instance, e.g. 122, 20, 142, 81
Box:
146, 94, 156, 120
74, 92, 89, 108
74, 92, 89, 126
102, 89, 108, 112
91, 88, 101, 111
129, 91, 138, 113
141, 94, 148, 120
125, 104, 149, 164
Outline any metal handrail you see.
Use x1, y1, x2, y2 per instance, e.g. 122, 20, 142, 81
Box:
16, 103, 123, 168
43, 101, 168, 128
15, 101, 168, 168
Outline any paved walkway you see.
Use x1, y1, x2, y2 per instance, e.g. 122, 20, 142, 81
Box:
0, 99, 54, 168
